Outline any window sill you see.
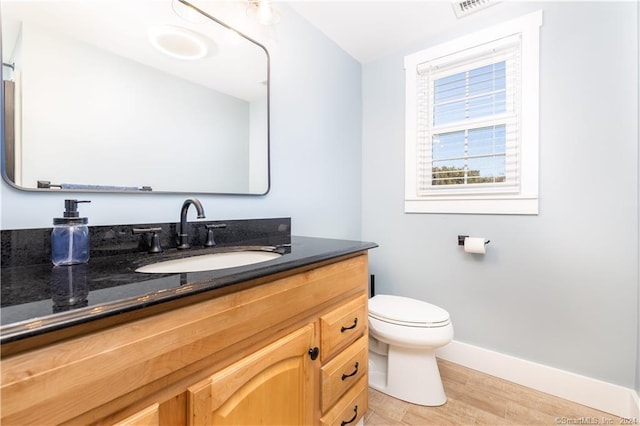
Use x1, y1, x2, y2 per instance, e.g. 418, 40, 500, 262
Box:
404, 196, 538, 215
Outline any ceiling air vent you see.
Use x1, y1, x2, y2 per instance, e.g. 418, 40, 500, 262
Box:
452, 0, 499, 18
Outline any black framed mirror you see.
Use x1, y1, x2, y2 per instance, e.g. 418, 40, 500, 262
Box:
1, 0, 269, 194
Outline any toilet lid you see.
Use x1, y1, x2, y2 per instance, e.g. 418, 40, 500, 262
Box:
369, 295, 450, 327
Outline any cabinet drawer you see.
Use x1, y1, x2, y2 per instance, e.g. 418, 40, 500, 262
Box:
321, 335, 368, 412
320, 376, 367, 426
320, 295, 367, 362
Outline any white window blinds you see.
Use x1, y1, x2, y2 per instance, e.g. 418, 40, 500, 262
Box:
415, 34, 522, 196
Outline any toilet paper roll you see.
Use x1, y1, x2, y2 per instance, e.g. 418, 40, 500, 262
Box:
464, 237, 486, 254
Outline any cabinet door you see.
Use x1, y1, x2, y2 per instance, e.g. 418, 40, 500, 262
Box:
112, 403, 160, 426
188, 324, 315, 426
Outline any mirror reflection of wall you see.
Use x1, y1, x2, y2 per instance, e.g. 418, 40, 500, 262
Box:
1, 0, 269, 195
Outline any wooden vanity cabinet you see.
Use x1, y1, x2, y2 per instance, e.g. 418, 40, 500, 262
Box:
0, 253, 370, 426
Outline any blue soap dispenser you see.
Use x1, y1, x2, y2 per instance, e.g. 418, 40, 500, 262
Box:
52, 199, 91, 266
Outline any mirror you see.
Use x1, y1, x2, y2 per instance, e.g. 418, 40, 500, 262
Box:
1, 0, 269, 194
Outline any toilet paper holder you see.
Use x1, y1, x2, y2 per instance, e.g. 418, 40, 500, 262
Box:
458, 235, 490, 246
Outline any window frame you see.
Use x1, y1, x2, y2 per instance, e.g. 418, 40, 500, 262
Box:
424, 41, 518, 194
404, 11, 543, 215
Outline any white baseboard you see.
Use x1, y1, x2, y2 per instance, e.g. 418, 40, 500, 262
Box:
437, 340, 639, 419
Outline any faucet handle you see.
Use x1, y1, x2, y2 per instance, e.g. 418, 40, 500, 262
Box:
204, 224, 227, 247
133, 227, 163, 253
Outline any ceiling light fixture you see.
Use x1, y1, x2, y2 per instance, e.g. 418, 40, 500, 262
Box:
148, 25, 210, 60
247, 0, 280, 26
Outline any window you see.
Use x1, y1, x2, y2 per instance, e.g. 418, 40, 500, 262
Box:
405, 11, 542, 214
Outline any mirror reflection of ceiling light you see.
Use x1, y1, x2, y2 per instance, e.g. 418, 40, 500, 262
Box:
148, 25, 211, 60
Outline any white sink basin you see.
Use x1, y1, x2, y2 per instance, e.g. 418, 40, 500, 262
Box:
136, 250, 282, 274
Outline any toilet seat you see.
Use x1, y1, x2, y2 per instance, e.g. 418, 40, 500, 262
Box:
369, 295, 450, 328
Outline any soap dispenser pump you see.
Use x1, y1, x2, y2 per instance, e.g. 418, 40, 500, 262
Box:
51, 199, 91, 266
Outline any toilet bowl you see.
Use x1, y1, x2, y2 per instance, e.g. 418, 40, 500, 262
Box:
368, 294, 454, 406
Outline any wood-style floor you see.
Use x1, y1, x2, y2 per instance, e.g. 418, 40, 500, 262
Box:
365, 359, 622, 425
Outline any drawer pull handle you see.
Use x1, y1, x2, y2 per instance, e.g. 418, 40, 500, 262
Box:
341, 405, 358, 426
341, 317, 358, 333
341, 362, 359, 380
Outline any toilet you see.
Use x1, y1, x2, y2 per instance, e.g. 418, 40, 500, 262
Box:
368, 294, 454, 406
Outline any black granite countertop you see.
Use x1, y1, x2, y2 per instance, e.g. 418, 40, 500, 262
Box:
0, 234, 377, 343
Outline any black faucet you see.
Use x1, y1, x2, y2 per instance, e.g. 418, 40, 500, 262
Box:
177, 198, 206, 250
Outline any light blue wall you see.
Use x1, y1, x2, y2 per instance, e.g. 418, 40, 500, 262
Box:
362, 1, 639, 389
0, 6, 363, 241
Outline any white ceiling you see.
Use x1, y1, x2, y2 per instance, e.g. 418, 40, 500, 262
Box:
287, 1, 465, 63
2, 0, 490, 84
